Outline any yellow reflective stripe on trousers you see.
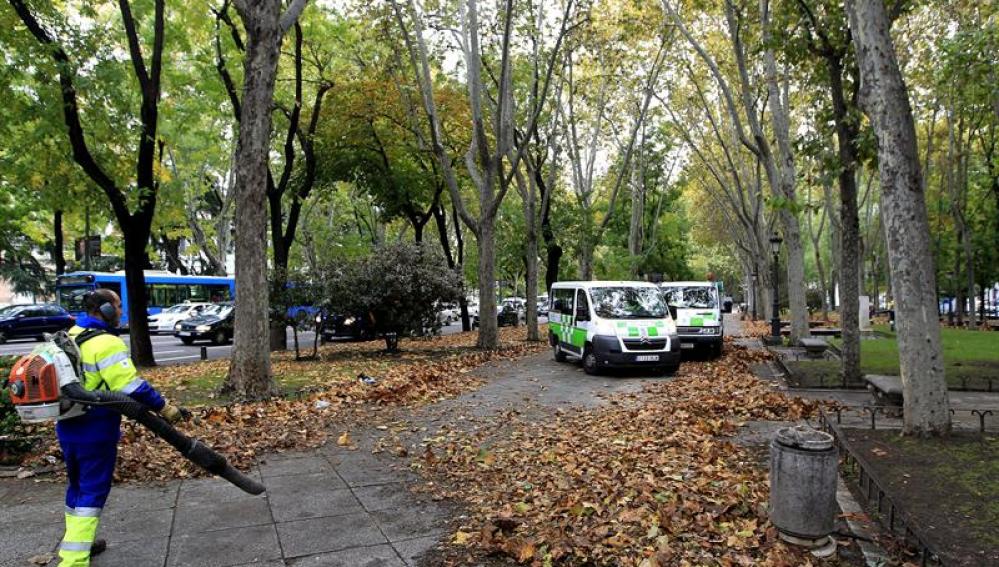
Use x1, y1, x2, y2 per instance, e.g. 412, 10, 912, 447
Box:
59, 513, 99, 567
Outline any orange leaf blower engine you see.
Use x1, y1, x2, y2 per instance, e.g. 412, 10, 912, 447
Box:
6, 341, 86, 423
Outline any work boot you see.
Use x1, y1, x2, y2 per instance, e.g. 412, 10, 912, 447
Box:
90, 539, 107, 557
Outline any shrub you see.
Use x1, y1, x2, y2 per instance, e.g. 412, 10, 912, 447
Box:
319, 243, 463, 350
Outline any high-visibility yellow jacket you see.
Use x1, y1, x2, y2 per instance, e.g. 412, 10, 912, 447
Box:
55, 317, 165, 443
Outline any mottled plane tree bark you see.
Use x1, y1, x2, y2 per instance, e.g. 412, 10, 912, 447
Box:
846, 0, 950, 435
222, 0, 309, 400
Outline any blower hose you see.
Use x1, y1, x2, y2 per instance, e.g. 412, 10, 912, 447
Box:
61, 383, 265, 495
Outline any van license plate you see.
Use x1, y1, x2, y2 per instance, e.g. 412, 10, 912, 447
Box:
178, 332, 191, 337
636, 355, 659, 362
680, 343, 695, 349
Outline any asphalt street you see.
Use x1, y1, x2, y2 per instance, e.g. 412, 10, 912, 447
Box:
0, 319, 472, 365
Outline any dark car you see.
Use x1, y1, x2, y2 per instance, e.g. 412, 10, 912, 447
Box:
174, 303, 234, 345
0, 304, 75, 343
320, 313, 376, 342
497, 305, 520, 327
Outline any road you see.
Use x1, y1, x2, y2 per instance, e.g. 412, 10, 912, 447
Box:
0, 319, 473, 365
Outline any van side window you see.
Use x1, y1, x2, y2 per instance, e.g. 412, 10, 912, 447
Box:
552, 288, 574, 313
575, 290, 590, 317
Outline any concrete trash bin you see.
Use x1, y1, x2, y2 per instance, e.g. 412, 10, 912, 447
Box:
769, 425, 838, 550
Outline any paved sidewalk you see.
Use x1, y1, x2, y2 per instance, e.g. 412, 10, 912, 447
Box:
3, 349, 665, 567
2, 445, 448, 567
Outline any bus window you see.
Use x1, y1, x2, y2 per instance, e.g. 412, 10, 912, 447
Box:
147, 284, 184, 307
186, 285, 209, 302
59, 285, 94, 311
207, 284, 231, 302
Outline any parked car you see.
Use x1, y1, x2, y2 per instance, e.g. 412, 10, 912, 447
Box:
174, 302, 234, 345
436, 303, 459, 325
501, 298, 527, 322
147, 302, 212, 334
320, 313, 376, 342
0, 304, 75, 343
497, 304, 520, 327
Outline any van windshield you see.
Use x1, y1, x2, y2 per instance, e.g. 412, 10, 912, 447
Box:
661, 286, 718, 309
589, 287, 667, 319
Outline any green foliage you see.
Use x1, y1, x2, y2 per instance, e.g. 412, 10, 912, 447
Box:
0, 355, 23, 448
318, 242, 463, 345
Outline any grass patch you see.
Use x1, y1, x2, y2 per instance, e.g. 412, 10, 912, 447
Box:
826, 326, 999, 389
844, 429, 999, 565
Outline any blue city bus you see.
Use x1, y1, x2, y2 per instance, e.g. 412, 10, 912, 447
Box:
55, 271, 236, 327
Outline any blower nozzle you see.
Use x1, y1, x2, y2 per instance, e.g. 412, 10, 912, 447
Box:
61, 383, 265, 495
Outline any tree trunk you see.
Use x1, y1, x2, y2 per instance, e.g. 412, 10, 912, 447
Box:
223, 0, 296, 400
579, 240, 594, 281
826, 53, 863, 386
123, 231, 155, 366
53, 210, 65, 275
760, 0, 809, 342
537, 167, 561, 292
477, 216, 499, 348
628, 154, 645, 272
524, 233, 539, 340
269, 266, 288, 352
847, 0, 950, 435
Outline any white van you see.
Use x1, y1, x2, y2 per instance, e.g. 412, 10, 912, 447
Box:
548, 281, 681, 375
659, 281, 723, 356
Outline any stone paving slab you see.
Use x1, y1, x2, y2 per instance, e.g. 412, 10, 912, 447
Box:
172, 494, 272, 535
259, 456, 334, 479
92, 537, 169, 567
276, 512, 388, 558
287, 544, 404, 566
167, 523, 282, 567
99, 506, 174, 543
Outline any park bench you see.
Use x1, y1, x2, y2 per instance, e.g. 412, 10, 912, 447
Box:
798, 338, 828, 358
865, 375, 903, 416
811, 328, 842, 337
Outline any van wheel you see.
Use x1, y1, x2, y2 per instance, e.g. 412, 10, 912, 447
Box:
553, 343, 567, 363
582, 346, 600, 375
661, 362, 681, 375
213, 329, 227, 345
0, 331, 6, 344
711, 342, 723, 357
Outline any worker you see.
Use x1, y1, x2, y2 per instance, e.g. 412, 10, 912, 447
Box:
56, 289, 187, 566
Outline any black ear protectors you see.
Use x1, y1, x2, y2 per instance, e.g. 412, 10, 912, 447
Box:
85, 291, 118, 323
99, 301, 117, 321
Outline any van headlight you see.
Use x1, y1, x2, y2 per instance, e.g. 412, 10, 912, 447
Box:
174, 322, 182, 330
701, 327, 719, 335
196, 325, 211, 332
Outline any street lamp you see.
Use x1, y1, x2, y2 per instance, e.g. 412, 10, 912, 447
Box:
769, 233, 783, 342
750, 270, 758, 320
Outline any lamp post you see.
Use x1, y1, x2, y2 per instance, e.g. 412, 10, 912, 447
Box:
769, 233, 783, 342
751, 270, 758, 320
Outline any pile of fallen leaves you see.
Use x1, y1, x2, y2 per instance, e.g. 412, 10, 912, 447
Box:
415, 344, 820, 566
741, 320, 773, 339
21, 326, 549, 483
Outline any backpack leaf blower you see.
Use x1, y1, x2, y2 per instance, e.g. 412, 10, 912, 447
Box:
5, 332, 264, 495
